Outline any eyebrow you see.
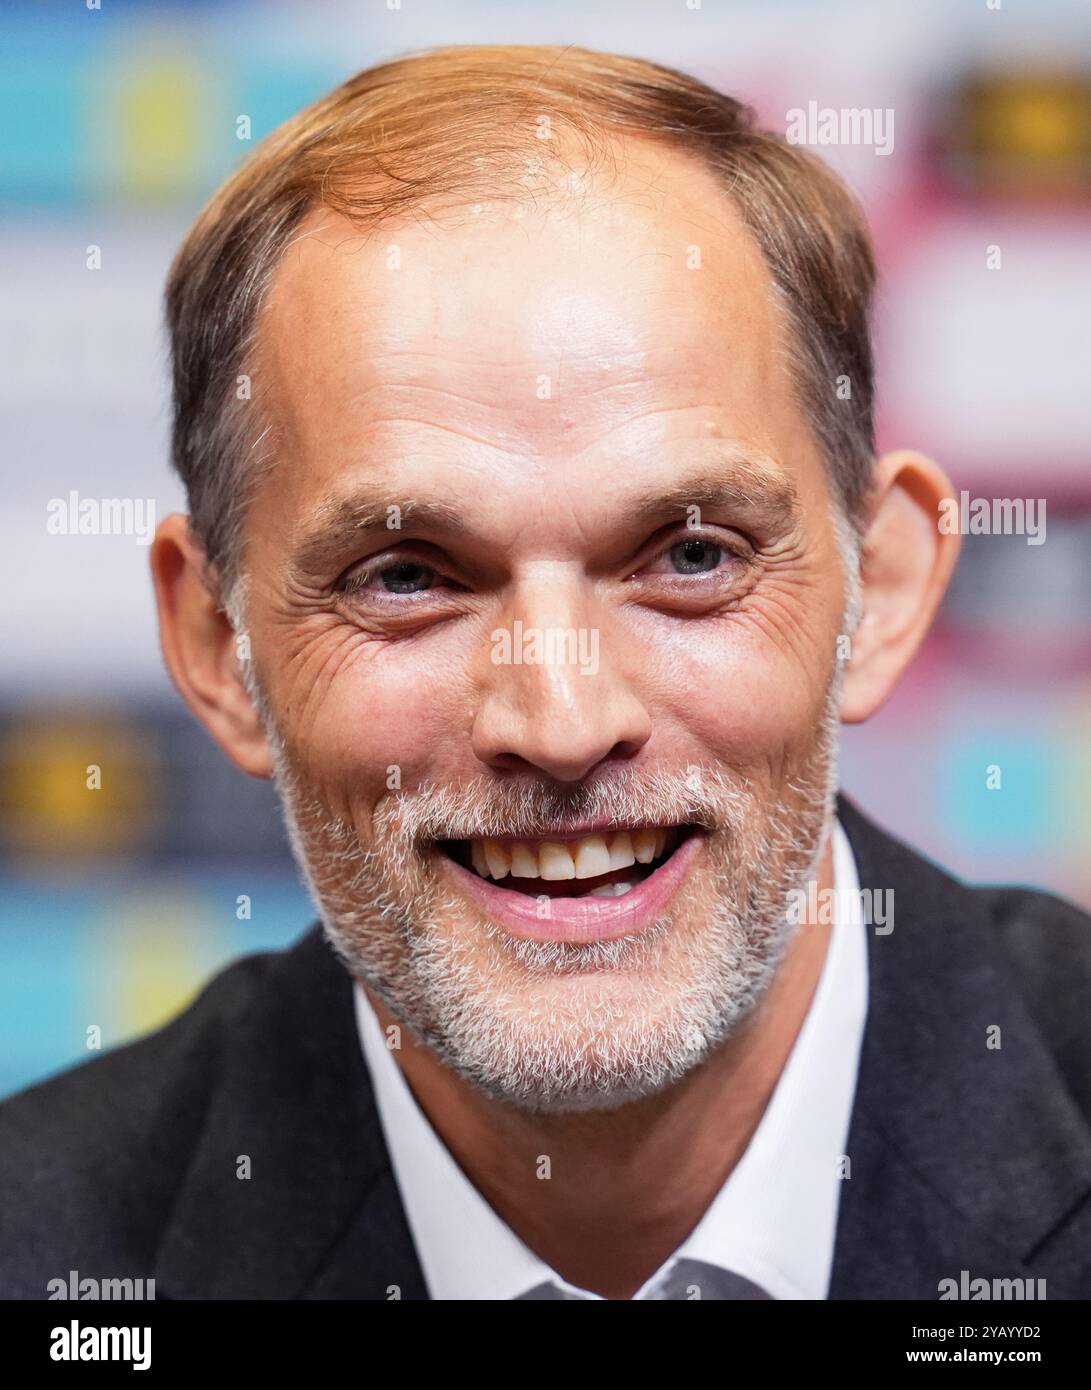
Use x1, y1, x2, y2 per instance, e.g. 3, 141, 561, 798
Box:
620, 456, 800, 529
290, 495, 471, 577
288, 449, 799, 578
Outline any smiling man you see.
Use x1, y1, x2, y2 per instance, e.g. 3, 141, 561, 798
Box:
2, 46, 1090, 1303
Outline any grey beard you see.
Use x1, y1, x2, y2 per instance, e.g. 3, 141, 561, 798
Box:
261, 677, 843, 1115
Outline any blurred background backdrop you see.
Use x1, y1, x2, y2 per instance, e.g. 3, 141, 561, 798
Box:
1, 0, 1089, 1099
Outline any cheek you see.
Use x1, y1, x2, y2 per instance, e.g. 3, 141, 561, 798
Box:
291, 641, 470, 793
643, 619, 833, 764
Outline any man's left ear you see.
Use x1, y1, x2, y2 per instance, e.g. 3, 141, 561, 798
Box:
840, 449, 961, 724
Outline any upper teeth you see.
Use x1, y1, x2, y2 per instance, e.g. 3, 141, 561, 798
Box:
468, 828, 674, 881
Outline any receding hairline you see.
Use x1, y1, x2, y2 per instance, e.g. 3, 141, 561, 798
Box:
256, 124, 759, 323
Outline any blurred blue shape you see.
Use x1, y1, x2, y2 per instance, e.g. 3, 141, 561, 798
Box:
942, 734, 1055, 854
238, 62, 342, 147
0, 871, 314, 1100
0, 52, 82, 202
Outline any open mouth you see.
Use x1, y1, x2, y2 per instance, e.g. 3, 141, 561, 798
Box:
436, 825, 695, 900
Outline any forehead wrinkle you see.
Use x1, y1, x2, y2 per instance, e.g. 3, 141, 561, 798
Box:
257, 187, 783, 468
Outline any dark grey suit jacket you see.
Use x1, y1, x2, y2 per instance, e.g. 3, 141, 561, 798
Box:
2, 796, 1089, 1299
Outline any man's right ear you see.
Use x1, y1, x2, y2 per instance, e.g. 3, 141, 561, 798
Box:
150, 514, 274, 779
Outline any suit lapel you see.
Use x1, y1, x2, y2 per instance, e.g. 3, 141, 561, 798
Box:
153, 926, 427, 1299
831, 796, 1091, 1298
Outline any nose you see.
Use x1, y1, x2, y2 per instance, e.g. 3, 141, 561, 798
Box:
471, 575, 652, 783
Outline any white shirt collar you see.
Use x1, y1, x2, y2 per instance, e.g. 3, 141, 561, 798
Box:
353, 818, 869, 1299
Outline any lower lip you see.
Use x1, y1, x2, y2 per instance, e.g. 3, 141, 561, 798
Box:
439, 832, 705, 944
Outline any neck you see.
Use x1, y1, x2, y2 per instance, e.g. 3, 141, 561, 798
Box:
364, 826, 836, 1300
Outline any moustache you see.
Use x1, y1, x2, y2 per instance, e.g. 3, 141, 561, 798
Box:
374, 764, 756, 846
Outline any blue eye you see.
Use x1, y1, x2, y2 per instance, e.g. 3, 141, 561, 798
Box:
376, 561, 436, 594
668, 539, 724, 574
338, 557, 444, 601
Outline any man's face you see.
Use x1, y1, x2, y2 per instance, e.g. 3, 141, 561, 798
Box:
240, 141, 853, 1112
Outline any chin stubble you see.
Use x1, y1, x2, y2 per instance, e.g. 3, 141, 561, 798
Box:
257, 689, 842, 1115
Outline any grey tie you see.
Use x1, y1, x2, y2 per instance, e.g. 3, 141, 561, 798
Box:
516, 1259, 772, 1300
